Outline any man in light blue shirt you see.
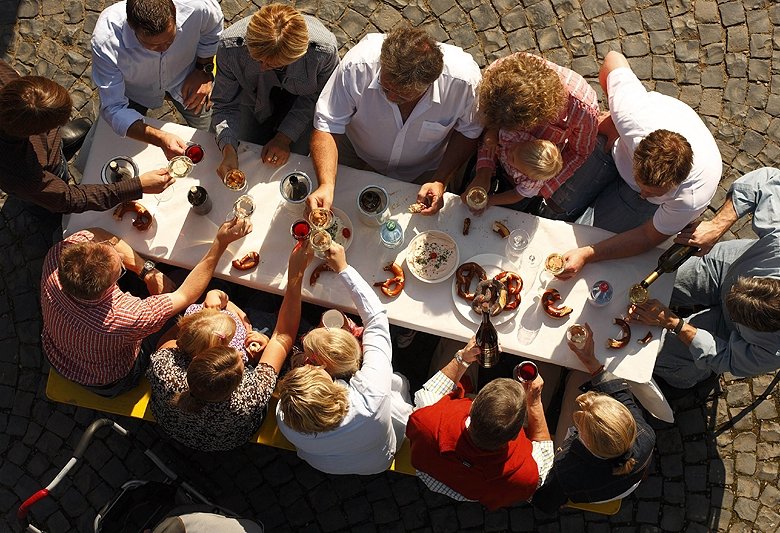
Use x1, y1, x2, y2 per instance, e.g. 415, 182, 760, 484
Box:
88, 0, 223, 159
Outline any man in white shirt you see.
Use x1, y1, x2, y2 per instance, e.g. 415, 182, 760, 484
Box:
546, 51, 722, 278
308, 27, 483, 215
85, 0, 223, 161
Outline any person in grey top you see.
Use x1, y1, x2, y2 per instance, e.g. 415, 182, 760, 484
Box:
211, 3, 338, 180
631, 167, 780, 388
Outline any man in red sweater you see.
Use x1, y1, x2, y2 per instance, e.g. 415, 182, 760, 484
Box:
406, 340, 554, 509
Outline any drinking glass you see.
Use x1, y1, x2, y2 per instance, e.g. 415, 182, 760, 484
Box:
290, 219, 311, 241
465, 186, 488, 211
227, 195, 255, 221
539, 252, 565, 288
184, 143, 204, 163
223, 169, 247, 192
513, 361, 538, 382
153, 183, 176, 204
167, 156, 194, 178
505, 229, 529, 266
310, 229, 332, 258
566, 324, 588, 349
308, 208, 334, 230
629, 283, 649, 305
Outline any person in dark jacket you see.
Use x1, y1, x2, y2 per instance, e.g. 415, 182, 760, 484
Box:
0, 61, 172, 214
533, 323, 655, 513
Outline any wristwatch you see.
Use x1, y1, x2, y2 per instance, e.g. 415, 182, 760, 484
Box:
139, 260, 157, 280
669, 317, 685, 336
197, 61, 214, 79
454, 350, 471, 369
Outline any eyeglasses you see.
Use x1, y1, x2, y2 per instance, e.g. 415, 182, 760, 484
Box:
98, 240, 126, 282
378, 76, 427, 104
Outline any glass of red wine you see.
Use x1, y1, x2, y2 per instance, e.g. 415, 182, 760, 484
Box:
513, 361, 538, 383
184, 143, 204, 164
290, 219, 311, 241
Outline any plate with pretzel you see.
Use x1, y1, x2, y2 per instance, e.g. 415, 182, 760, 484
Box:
451, 253, 523, 326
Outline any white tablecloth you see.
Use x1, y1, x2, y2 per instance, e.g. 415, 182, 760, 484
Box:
66, 118, 675, 382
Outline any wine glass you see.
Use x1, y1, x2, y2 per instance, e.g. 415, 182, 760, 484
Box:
308, 208, 334, 230
465, 186, 488, 211
226, 194, 255, 221
167, 156, 193, 178
566, 324, 588, 349
505, 229, 529, 266
184, 143, 204, 163
310, 229, 332, 258
629, 283, 649, 305
223, 169, 247, 192
539, 252, 565, 288
290, 219, 311, 241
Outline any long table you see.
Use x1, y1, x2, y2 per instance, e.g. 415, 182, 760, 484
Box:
66, 118, 675, 383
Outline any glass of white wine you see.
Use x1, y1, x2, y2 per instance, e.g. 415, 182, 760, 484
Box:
310, 229, 332, 259
465, 186, 488, 211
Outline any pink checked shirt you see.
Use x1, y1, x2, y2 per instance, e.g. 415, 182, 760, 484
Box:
476, 53, 600, 198
41, 230, 174, 386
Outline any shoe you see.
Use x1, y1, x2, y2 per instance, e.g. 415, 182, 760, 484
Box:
394, 328, 417, 349
61, 117, 92, 161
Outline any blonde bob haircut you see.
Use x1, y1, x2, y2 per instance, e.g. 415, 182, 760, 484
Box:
511, 139, 563, 182
573, 391, 637, 476
277, 365, 349, 434
246, 4, 309, 66
176, 308, 235, 358
301, 327, 361, 380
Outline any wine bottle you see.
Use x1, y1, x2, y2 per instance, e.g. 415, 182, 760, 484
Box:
187, 186, 212, 215
639, 243, 699, 289
476, 307, 500, 368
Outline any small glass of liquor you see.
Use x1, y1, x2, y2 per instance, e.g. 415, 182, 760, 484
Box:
308, 208, 334, 230
184, 143, 204, 164
513, 361, 539, 383
310, 229, 332, 258
566, 324, 588, 349
290, 219, 311, 241
167, 156, 194, 178
465, 186, 488, 211
539, 252, 565, 288
223, 169, 247, 192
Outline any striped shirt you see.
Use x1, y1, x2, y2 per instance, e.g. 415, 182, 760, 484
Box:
41, 230, 173, 386
476, 53, 599, 198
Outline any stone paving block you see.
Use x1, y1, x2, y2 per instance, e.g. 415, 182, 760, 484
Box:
755, 507, 780, 532
344, 496, 372, 525
429, 506, 459, 533
734, 497, 759, 522
399, 499, 428, 530
660, 505, 684, 531
509, 506, 536, 531
636, 500, 660, 524
719, 1, 745, 27
727, 25, 748, 53
456, 502, 484, 528
685, 465, 707, 492
614, 11, 642, 34
736, 475, 760, 499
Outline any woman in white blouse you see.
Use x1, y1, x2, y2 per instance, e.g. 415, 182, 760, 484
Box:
276, 242, 413, 474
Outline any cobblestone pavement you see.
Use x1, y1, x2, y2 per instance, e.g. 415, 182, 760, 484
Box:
2, 0, 779, 531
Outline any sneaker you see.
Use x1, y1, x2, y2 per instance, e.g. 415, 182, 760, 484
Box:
394, 327, 417, 349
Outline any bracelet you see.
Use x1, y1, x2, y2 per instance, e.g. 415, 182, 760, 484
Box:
454, 350, 471, 369
590, 365, 604, 377
670, 317, 685, 336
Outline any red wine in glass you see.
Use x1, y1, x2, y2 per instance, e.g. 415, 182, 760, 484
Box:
513, 361, 538, 383
185, 144, 204, 163
291, 219, 311, 241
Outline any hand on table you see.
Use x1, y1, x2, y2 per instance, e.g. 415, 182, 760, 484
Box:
558, 247, 593, 280
181, 69, 213, 114
158, 131, 187, 160
566, 323, 602, 374
629, 298, 677, 329
217, 145, 239, 181
675, 220, 724, 256
416, 181, 445, 215
216, 217, 252, 246
323, 242, 348, 273
261, 133, 292, 166
139, 168, 175, 194
306, 184, 333, 212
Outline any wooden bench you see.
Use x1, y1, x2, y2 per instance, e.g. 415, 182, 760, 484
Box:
46, 368, 415, 475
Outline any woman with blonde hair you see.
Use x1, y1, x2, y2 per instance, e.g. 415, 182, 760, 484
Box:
211, 2, 338, 179
146, 242, 313, 451
533, 323, 655, 512
276, 242, 414, 474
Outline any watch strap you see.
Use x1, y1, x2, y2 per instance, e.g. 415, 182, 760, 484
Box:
139, 260, 156, 279
454, 350, 471, 369
670, 318, 685, 335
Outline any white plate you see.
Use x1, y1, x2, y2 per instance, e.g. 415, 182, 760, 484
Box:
405, 230, 460, 284
328, 207, 353, 251
451, 253, 522, 326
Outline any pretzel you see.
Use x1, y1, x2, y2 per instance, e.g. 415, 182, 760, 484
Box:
607, 318, 631, 349
373, 262, 404, 297
541, 288, 573, 319
232, 252, 259, 271
494, 271, 522, 310
455, 262, 487, 301
408, 202, 426, 214
471, 279, 507, 316
113, 201, 152, 231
